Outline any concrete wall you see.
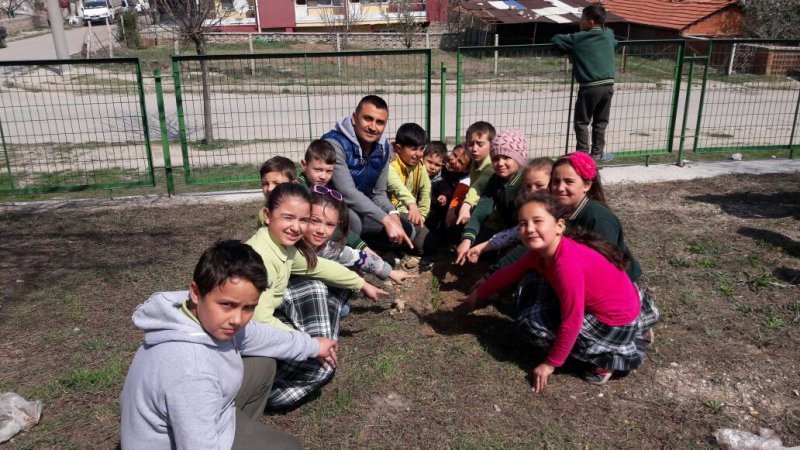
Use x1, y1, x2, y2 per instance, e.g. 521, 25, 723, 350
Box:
0, 15, 49, 35
140, 27, 455, 49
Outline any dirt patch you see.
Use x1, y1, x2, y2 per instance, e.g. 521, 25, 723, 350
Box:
0, 172, 798, 448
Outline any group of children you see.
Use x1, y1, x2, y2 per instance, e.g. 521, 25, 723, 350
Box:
120, 4, 654, 446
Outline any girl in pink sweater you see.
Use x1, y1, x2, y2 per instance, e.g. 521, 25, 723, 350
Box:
459, 191, 644, 392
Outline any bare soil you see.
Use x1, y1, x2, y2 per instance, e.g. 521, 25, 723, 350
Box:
0, 172, 798, 448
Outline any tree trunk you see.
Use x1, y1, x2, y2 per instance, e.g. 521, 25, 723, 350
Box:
195, 38, 214, 145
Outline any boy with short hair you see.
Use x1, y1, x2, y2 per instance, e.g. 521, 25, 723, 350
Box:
387, 122, 433, 254
297, 139, 373, 254
455, 128, 528, 264
422, 140, 447, 183
258, 156, 297, 227
299, 139, 337, 188
120, 240, 339, 449
426, 143, 471, 240
452, 121, 496, 226
551, 4, 618, 162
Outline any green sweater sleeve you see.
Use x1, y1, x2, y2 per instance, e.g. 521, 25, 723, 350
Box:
388, 165, 417, 213
464, 165, 495, 207
419, 169, 431, 218
462, 176, 498, 243
291, 256, 366, 291
346, 230, 367, 250
253, 293, 294, 331
551, 32, 575, 53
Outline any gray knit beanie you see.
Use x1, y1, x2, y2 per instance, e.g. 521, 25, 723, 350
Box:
490, 128, 528, 167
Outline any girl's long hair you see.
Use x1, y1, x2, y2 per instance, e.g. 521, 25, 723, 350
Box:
552, 157, 609, 208
267, 183, 318, 269
309, 187, 350, 253
516, 191, 627, 270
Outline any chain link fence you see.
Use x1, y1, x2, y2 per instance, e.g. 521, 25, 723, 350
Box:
455, 40, 685, 158
171, 49, 431, 185
0, 58, 154, 195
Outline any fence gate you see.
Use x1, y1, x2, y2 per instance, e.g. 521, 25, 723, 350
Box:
171, 49, 432, 185
0, 58, 155, 195
455, 40, 685, 159
676, 39, 800, 162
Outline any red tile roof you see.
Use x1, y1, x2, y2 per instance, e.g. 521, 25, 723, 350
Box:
599, 0, 737, 31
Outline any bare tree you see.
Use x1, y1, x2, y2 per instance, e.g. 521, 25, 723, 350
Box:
1, 0, 31, 18
318, 0, 363, 50
150, 0, 236, 144
382, 0, 425, 48
741, 0, 800, 38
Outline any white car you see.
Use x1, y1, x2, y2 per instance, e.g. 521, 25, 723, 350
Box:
81, 0, 115, 24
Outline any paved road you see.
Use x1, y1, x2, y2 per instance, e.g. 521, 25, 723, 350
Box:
0, 24, 113, 61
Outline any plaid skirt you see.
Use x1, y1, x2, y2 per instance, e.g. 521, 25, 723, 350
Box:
513, 271, 659, 372
268, 278, 348, 410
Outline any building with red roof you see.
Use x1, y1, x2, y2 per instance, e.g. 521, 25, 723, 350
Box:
598, 0, 745, 40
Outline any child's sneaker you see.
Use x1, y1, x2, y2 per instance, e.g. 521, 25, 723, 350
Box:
583, 366, 613, 385
339, 300, 351, 318
592, 152, 615, 162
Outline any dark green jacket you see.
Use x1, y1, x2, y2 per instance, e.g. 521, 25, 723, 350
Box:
462, 170, 522, 243
551, 27, 617, 87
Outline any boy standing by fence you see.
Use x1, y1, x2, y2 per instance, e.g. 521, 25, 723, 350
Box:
552, 4, 618, 162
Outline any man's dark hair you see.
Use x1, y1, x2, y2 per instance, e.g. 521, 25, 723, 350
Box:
424, 141, 448, 159
465, 121, 496, 142
259, 156, 297, 181
355, 95, 389, 115
394, 122, 427, 147
193, 240, 268, 296
582, 5, 606, 26
304, 139, 336, 165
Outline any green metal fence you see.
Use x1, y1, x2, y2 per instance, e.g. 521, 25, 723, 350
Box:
0, 58, 154, 195
455, 41, 685, 158
171, 49, 432, 185
687, 39, 800, 156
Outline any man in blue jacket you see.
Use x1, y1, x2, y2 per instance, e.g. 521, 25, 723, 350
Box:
323, 95, 414, 249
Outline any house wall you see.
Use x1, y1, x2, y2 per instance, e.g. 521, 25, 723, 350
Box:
683, 6, 744, 38
0, 15, 49, 35
260, 0, 295, 30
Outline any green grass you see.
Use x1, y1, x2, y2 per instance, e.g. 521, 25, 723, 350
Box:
59, 358, 126, 393
430, 276, 442, 310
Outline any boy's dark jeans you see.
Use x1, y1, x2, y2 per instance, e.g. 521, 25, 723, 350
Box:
574, 84, 614, 155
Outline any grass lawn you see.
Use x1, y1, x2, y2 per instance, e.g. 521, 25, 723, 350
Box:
0, 172, 798, 448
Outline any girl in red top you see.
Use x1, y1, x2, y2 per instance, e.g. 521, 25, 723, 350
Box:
460, 191, 644, 392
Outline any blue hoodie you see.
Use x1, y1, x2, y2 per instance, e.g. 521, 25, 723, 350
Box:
120, 291, 320, 449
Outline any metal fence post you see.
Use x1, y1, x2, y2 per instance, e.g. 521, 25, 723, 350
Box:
136, 61, 156, 187
666, 42, 685, 155
154, 67, 175, 195
677, 58, 696, 166
0, 116, 13, 189
304, 54, 314, 142
564, 77, 575, 155
440, 62, 446, 142
425, 49, 431, 136
789, 85, 800, 159
455, 50, 463, 142
691, 44, 712, 154
171, 59, 191, 182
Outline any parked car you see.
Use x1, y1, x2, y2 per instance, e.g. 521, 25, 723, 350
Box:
118, 0, 149, 13
0, 26, 6, 49
80, 0, 115, 24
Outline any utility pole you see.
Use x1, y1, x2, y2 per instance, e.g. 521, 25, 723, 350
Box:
45, 0, 69, 61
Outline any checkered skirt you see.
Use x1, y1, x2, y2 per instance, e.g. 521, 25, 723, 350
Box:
513, 271, 660, 372
267, 278, 348, 410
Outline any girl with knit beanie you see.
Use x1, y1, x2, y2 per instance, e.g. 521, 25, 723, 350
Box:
455, 128, 529, 265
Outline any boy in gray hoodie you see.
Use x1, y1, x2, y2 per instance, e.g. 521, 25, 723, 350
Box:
120, 240, 339, 449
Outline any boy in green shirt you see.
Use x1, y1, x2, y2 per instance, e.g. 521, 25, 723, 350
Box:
552, 4, 618, 162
